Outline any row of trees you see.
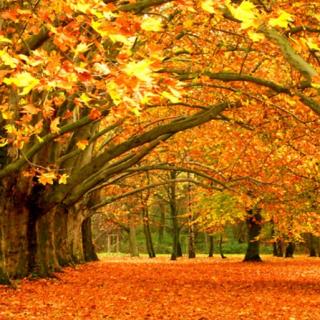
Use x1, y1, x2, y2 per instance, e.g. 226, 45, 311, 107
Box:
92, 170, 320, 260
0, 0, 320, 283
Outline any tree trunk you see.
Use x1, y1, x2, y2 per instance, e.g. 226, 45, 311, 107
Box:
244, 208, 262, 262
82, 217, 98, 262
0, 183, 29, 283
208, 235, 214, 257
158, 202, 165, 245
169, 171, 179, 260
307, 233, 317, 257
219, 234, 226, 259
33, 208, 60, 276
128, 215, 139, 257
142, 208, 156, 258
285, 242, 295, 258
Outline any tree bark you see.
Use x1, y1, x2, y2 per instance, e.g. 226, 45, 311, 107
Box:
128, 215, 139, 257
142, 208, 156, 258
169, 171, 179, 260
219, 234, 226, 259
243, 208, 262, 262
82, 217, 98, 262
0, 180, 29, 283
285, 242, 295, 258
208, 235, 214, 257
158, 202, 165, 245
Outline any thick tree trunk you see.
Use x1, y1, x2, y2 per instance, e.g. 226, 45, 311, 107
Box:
244, 208, 262, 262
0, 180, 29, 283
142, 208, 156, 258
306, 233, 317, 257
82, 217, 98, 262
33, 208, 60, 276
285, 242, 295, 258
208, 235, 214, 257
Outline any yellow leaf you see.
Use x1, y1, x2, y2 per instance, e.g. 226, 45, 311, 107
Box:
4, 124, 16, 134
305, 38, 320, 51
50, 117, 60, 134
74, 42, 92, 56
141, 16, 163, 32
0, 50, 18, 68
227, 0, 258, 29
2, 110, 14, 119
123, 60, 153, 82
311, 82, 320, 89
72, 2, 91, 14
76, 139, 89, 150
0, 35, 12, 44
91, 20, 108, 37
0, 138, 8, 148
107, 81, 122, 105
162, 91, 180, 103
3, 72, 39, 95
201, 0, 215, 14
79, 93, 91, 106
109, 34, 133, 45
58, 173, 69, 184
268, 10, 293, 29
38, 172, 56, 185
248, 31, 265, 42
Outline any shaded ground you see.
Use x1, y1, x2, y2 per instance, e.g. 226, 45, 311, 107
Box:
0, 256, 320, 319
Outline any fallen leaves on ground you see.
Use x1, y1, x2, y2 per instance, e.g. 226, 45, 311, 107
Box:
0, 256, 320, 320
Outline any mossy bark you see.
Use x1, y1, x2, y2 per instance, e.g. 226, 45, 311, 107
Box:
82, 217, 98, 262
0, 178, 29, 281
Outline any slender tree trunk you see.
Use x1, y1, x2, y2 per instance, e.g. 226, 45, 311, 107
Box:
82, 217, 98, 262
142, 208, 156, 258
208, 235, 214, 257
169, 171, 179, 260
187, 179, 196, 258
244, 208, 262, 262
158, 203, 165, 245
219, 234, 226, 259
128, 215, 139, 257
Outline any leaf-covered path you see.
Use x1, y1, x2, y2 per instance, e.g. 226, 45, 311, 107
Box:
0, 256, 319, 320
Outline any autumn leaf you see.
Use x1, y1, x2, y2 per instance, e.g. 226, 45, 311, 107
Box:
123, 60, 153, 82
226, 0, 259, 29
38, 171, 56, 185
74, 42, 92, 56
0, 35, 12, 44
0, 50, 19, 68
89, 108, 102, 120
141, 16, 163, 32
58, 173, 69, 184
3, 72, 39, 95
268, 10, 293, 29
201, 0, 214, 14
50, 117, 60, 134
76, 139, 89, 150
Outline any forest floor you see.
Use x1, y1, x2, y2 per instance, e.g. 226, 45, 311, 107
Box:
0, 255, 319, 320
